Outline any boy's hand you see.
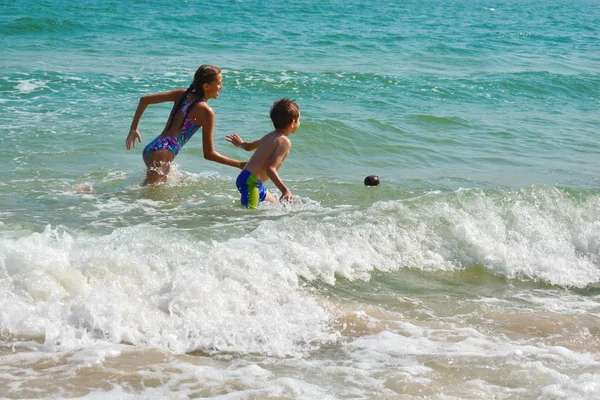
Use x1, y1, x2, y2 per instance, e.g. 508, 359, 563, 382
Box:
225, 134, 244, 148
279, 190, 292, 203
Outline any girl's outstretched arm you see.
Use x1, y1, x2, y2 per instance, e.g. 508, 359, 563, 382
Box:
125, 89, 186, 150
198, 106, 246, 169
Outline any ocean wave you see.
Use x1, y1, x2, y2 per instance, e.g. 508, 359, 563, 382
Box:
1, 17, 85, 35
1, 187, 598, 356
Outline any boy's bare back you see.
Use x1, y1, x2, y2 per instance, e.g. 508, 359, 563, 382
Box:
243, 131, 291, 183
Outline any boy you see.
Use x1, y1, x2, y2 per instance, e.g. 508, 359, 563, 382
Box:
226, 98, 300, 209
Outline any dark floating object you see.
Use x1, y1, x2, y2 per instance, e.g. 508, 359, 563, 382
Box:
364, 175, 380, 186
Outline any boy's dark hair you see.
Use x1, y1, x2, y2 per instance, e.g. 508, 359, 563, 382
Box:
270, 98, 300, 130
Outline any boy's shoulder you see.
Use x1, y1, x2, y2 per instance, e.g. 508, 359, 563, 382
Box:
266, 131, 291, 145
261, 130, 283, 140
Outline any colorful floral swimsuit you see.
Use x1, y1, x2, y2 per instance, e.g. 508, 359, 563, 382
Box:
143, 96, 201, 162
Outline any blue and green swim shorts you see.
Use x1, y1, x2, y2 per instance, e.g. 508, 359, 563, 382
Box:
236, 169, 267, 209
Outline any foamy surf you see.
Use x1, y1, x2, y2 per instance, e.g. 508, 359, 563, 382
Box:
2, 0, 599, 397
1, 185, 599, 398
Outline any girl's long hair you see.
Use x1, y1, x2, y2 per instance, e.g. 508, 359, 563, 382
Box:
166, 64, 221, 130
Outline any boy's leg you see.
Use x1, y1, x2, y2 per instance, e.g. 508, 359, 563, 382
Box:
246, 184, 260, 209
264, 191, 276, 203
236, 170, 263, 209
236, 170, 252, 208
236, 171, 274, 209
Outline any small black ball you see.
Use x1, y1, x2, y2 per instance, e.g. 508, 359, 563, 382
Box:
364, 175, 380, 186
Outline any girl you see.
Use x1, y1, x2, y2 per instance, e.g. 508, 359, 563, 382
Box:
125, 64, 245, 185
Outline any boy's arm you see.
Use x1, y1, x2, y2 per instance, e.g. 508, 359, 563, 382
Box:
266, 139, 292, 202
225, 134, 260, 151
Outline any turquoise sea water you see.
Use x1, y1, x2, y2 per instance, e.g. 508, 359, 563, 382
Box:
1, 0, 599, 399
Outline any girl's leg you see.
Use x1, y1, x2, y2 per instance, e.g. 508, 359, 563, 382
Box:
144, 150, 174, 185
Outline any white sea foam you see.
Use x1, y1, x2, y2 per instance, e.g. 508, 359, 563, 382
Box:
0, 225, 337, 356
15, 79, 47, 94
353, 187, 600, 287
2, 184, 597, 363
341, 320, 600, 399
218, 186, 599, 288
